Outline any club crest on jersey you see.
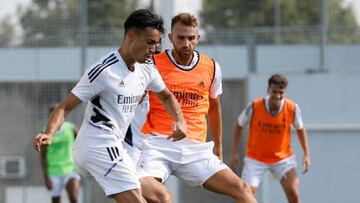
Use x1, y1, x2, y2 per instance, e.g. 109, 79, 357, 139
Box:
198, 81, 205, 87
118, 81, 125, 87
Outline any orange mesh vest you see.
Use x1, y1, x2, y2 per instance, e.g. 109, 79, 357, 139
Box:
247, 97, 296, 164
142, 51, 215, 143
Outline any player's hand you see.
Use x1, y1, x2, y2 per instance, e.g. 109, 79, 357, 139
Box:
230, 153, 240, 172
33, 133, 52, 152
168, 121, 187, 141
45, 176, 53, 190
302, 154, 311, 174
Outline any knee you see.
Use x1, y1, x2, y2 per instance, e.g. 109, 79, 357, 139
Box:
286, 187, 300, 202
233, 180, 254, 200
239, 181, 253, 194
69, 195, 78, 203
158, 189, 172, 203
145, 187, 172, 203
68, 190, 78, 203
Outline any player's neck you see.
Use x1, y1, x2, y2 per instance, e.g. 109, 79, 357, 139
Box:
118, 48, 135, 71
268, 102, 280, 115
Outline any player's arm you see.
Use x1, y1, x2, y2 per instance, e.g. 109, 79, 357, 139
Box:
33, 93, 81, 151
230, 124, 244, 172
208, 60, 224, 160
296, 128, 311, 174
40, 145, 52, 190
293, 104, 311, 173
208, 96, 223, 160
155, 87, 187, 141
230, 103, 252, 172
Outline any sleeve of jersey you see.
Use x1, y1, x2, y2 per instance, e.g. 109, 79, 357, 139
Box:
209, 60, 223, 98
293, 104, 304, 129
237, 102, 253, 127
71, 66, 106, 102
146, 66, 166, 93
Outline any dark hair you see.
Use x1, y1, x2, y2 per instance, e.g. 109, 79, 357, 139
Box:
268, 74, 288, 88
124, 9, 164, 34
171, 12, 198, 29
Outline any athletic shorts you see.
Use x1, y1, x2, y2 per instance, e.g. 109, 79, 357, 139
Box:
73, 143, 140, 196
123, 141, 142, 166
49, 172, 80, 197
241, 155, 297, 187
136, 135, 228, 187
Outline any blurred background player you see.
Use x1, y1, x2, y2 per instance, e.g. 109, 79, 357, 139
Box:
230, 74, 311, 203
40, 104, 80, 203
137, 12, 257, 203
33, 9, 187, 203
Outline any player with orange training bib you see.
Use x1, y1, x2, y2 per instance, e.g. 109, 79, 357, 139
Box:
230, 74, 311, 203
136, 12, 257, 203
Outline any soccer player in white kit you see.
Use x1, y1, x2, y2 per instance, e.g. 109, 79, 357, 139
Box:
33, 9, 187, 203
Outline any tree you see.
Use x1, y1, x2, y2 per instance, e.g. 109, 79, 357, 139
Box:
19, 0, 79, 47
201, 0, 359, 44
87, 0, 140, 45
0, 18, 15, 47
19, 0, 142, 47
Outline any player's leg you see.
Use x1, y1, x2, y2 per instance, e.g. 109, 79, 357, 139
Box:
203, 169, 257, 203
174, 152, 257, 203
49, 176, 62, 203
140, 176, 172, 203
136, 156, 173, 202
250, 186, 257, 195
270, 155, 300, 203
111, 189, 145, 203
73, 143, 143, 203
136, 136, 174, 203
64, 174, 80, 203
279, 169, 300, 203
51, 197, 60, 203
240, 157, 270, 197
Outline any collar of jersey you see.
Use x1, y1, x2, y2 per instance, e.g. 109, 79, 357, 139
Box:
264, 96, 285, 115
114, 50, 134, 72
166, 49, 199, 70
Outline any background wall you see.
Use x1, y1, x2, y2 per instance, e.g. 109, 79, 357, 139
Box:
1, 45, 360, 81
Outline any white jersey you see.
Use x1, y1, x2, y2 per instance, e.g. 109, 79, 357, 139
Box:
124, 94, 149, 149
72, 50, 165, 148
166, 49, 223, 98
237, 96, 304, 129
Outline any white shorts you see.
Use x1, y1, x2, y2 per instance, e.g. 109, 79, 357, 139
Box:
136, 135, 228, 187
123, 141, 142, 166
49, 172, 80, 197
241, 155, 297, 187
73, 143, 140, 196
